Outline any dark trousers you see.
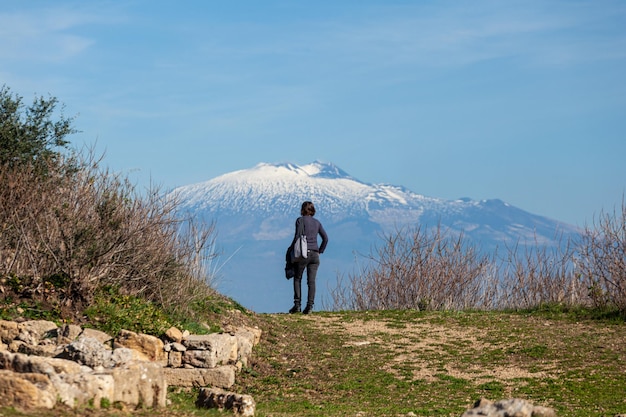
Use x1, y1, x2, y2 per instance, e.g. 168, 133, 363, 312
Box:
293, 251, 320, 307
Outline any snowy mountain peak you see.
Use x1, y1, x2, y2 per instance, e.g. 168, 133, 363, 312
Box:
300, 161, 354, 180
172, 161, 579, 245
253, 162, 300, 174
251, 161, 354, 180
173, 161, 434, 220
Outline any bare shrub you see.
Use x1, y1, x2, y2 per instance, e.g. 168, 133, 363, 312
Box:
330, 225, 495, 311
330, 202, 625, 314
494, 235, 587, 310
576, 199, 626, 313
329, 226, 594, 312
0, 150, 217, 316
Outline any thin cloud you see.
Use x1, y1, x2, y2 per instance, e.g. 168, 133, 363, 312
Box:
0, 5, 122, 62
254, 1, 626, 72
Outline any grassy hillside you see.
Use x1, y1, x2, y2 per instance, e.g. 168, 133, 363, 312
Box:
6, 308, 624, 417
234, 310, 626, 417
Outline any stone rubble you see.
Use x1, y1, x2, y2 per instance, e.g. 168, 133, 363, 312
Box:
0, 319, 261, 415
197, 387, 256, 417
462, 398, 556, 417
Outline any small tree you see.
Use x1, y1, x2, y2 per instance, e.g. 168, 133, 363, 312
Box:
0, 85, 76, 169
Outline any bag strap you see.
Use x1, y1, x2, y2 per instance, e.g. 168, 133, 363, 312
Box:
297, 216, 306, 236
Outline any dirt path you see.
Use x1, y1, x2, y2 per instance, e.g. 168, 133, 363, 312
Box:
316, 314, 551, 380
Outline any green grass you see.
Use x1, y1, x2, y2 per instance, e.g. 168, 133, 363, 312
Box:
83, 286, 173, 335
32, 285, 249, 336
233, 310, 626, 417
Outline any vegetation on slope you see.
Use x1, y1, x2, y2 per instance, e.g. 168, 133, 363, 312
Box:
3, 309, 625, 417
0, 85, 233, 333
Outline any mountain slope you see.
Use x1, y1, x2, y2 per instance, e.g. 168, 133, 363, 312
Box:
171, 161, 579, 312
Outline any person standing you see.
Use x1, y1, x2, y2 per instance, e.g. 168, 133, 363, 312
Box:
289, 201, 328, 314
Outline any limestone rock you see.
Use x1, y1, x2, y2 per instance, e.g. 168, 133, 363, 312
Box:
171, 342, 186, 352
462, 398, 556, 417
8, 339, 26, 353
197, 387, 256, 417
61, 336, 138, 368
16, 320, 57, 345
233, 329, 256, 366
0, 320, 19, 344
0, 370, 56, 410
62, 336, 112, 367
182, 333, 237, 367
162, 365, 236, 388
242, 326, 262, 345
57, 324, 83, 344
165, 326, 184, 343
18, 338, 61, 358
81, 327, 113, 344
0, 319, 257, 411
102, 360, 167, 408
0, 350, 84, 376
183, 350, 219, 368
116, 329, 165, 362
53, 372, 115, 408
168, 351, 183, 368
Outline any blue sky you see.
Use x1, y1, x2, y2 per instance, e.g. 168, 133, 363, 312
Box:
1, 0, 625, 227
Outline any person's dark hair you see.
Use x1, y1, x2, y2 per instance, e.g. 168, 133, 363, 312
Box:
301, 201, 316, 216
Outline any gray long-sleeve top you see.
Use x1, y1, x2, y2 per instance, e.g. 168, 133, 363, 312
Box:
292, 215, 328, 254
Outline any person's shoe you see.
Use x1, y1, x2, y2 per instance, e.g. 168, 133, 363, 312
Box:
288, 304, 301, 314
302, 304, 313, 314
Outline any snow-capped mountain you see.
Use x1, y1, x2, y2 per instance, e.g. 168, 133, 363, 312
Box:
171, 161, 580, 313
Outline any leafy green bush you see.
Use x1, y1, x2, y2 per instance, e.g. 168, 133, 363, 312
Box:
0, 84, 75, 170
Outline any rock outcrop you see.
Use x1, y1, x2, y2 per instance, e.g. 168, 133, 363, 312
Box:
0, 319, 260, 415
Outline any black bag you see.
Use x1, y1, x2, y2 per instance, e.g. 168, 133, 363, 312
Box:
285, 247, 295, 279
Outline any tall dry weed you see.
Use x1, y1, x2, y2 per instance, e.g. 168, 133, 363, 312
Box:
331, 225, 495, 311
495, 236, 586, 310
577, 200, 626, 312
330, 222, 620, 313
